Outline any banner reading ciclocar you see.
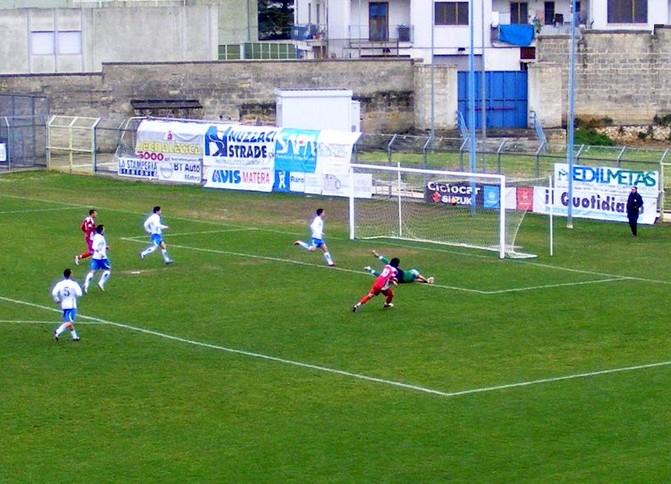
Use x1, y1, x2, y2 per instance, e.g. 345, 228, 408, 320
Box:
532, 164, 659, 224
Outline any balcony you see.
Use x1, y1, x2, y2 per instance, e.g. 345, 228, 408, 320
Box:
345, 24, 414, 58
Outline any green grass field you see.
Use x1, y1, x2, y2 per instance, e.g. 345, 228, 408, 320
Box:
1, 171, 671, 482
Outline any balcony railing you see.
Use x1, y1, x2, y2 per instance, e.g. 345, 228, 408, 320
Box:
347, 24, 414, 43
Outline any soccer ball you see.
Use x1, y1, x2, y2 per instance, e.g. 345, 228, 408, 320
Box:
450, 197, 458, 206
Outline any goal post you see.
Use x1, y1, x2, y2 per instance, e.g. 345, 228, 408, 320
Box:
348, 163, 547, 258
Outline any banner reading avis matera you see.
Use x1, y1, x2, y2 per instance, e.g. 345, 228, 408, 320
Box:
532, 163, 659, 224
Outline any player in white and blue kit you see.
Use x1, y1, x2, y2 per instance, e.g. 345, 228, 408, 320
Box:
52, 268, 83, 342
83, 224, 111, 293
293, 208, 336, 266
140, 206, 173, 265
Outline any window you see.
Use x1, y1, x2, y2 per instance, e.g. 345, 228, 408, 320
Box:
435, 2, 469, 26
58, 31, 82, 55
544, 2, 555, 25
510, 2, 529, 24
608, 0, 647, 23
31, 30, 82, 55
31, 32, 55, 55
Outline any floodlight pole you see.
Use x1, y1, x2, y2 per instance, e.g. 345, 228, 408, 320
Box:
566, 0, 577, 229
431, 3, 435, 138
469, 0, 477, 213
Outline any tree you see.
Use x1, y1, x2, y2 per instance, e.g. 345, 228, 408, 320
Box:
258, 0, 294, 40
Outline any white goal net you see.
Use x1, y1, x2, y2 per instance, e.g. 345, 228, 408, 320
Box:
348, 163, 547, 258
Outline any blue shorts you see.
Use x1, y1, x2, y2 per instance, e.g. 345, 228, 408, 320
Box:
62, 308, 77, 323
310, 237, 325, 249
90, 258, 111, 271
151, 234, 164, 246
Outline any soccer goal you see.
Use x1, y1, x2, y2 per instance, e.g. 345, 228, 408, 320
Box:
348, 163, 549, 258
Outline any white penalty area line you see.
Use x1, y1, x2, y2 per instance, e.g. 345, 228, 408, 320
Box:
481, 276, 631, 294
0, 319, 100, 325
146, 228, 259, 238
2, 295, 671, 399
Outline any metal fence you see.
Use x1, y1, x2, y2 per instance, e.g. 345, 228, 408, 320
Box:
9, 115, 668, 219
0, 94, 50, 171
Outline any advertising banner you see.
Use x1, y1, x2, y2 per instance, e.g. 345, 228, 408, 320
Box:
315, 130, 361, 175
156, 160, 202, 184
274, 128, 319, 173
124, 119, 205, 183
532, 164, 659, 224
203, 124, 276, 192
304, 172, 373, 198
121, 119, 361, 194
118, 157, 157, 179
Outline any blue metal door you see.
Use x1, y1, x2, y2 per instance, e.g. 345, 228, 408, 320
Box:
458, 71, 528, 129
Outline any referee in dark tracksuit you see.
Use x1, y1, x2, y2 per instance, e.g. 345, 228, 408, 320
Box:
626, 186, 644, 237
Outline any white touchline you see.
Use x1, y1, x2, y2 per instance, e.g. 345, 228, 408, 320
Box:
2, 295, 670, 399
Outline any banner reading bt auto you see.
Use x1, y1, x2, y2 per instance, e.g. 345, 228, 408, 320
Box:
532, 164, 658, 224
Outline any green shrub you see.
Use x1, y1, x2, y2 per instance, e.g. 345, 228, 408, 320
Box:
574, 126, 616, 146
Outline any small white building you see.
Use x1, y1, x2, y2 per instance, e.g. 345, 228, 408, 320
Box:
275, 88, 361, 132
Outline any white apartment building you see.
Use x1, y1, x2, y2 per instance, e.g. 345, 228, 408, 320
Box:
293, 0, 671, 68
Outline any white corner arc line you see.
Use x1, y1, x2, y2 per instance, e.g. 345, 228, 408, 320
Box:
2, 295, 670, 399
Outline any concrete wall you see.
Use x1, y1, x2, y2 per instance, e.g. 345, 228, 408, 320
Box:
0, 6, 218, 74
414, 64, 459, 131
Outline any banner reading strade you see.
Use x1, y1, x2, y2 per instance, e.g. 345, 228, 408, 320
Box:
532, 164, 659, 224
120, 120, 361, 194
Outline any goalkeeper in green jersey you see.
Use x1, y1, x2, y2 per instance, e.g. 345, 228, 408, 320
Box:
365, 251, 434, 284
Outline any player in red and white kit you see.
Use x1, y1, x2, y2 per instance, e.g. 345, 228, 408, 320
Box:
74, 209, 97, 266
352, 257, 400, 312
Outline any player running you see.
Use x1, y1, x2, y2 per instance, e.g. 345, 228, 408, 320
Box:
293, 208, 336, 267
83, 224, 111, 293
52, 268, 83, 342
74, 209, 97, 266
365, 250, 434, 284
139, 206, 173, 265
352, 257, 400, 312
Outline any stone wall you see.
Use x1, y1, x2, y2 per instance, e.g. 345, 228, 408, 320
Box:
3, 28, 671, 134
534, 26, 671, 125
0, 59, 417, 133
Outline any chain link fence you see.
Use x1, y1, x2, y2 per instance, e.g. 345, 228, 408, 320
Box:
0, 94, 49, 171
5, 114, 667, 219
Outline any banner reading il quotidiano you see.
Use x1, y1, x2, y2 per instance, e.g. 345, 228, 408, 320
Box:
532, 164, 658, 224
203, 124, 277, 192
